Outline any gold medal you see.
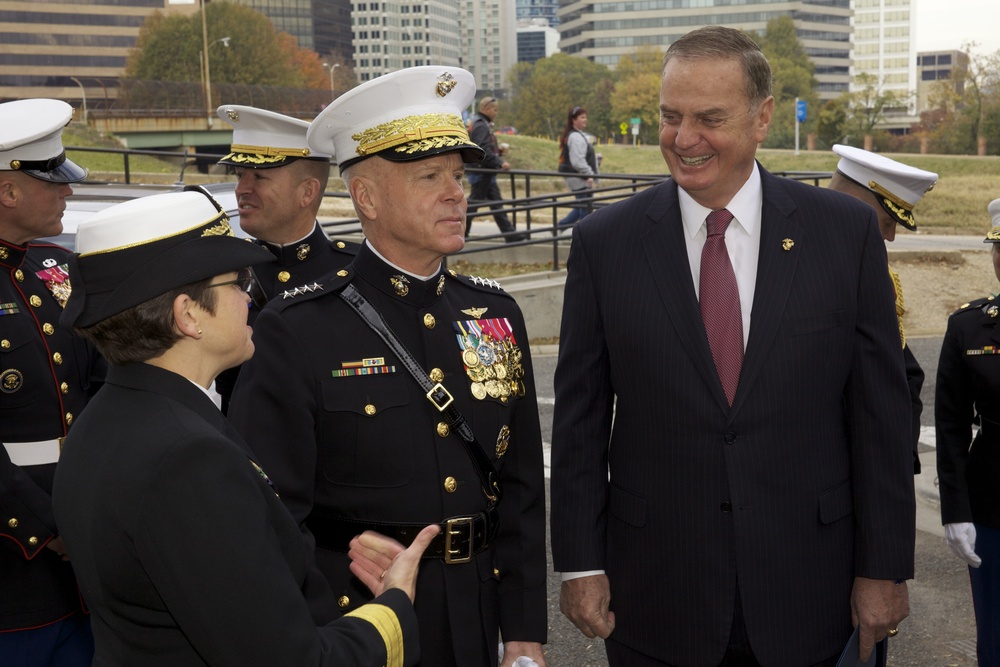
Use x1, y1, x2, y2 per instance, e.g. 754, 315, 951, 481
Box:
470, 382, 487, 400
463, 348, 480, 367
498, 381, 510, 398
467, 365, 489, 382
494, 363, 507, 380
485, 380, 499, 398
516, 380, 526, 398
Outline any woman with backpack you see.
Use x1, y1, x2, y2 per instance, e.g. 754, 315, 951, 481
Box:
557, 105, 599, 230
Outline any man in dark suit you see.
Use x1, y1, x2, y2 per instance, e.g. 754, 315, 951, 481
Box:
0, 98, 102, 666
550, 26, 915, 667
229, 66, 548, 667
827, 144, 938, 475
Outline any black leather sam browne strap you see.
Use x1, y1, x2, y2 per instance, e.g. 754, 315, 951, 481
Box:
308, 282, 502, 563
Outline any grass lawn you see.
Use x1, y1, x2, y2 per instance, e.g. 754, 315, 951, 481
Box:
62, 124, 1000, 236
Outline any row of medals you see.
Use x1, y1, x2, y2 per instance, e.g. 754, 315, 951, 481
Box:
462, 338, 527, 401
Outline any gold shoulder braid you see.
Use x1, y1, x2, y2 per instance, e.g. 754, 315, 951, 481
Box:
888, 265, 905, 348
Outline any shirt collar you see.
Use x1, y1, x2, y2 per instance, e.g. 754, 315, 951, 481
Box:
679, 162, 762, 239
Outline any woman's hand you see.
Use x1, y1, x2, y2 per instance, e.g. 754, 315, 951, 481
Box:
348, 525, 440, 602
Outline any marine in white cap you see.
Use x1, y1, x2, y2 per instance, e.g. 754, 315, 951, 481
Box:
936, 196, 1000, 666
229, 67, 548, 667
828, 145, 938, 475
213, 104, 358, 411
0, 98, 100, 665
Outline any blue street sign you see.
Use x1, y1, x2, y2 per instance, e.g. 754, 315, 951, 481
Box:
796, 99, 807, 123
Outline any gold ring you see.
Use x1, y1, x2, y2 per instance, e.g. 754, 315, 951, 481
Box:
379, 570, 387, 581
887, 628, 899, 637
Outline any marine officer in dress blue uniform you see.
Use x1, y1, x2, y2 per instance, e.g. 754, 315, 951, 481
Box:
0, 99, 103, 666
228, 67, 548, 667
828, 144, 938, 473
936, 197, 1000, 667
214, 105, 358, 409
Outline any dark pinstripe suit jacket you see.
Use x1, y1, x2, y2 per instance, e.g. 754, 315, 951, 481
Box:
550, 166, 916, 667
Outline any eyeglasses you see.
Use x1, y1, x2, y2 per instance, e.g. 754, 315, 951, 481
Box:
207, 267, 255, 294
207, 267, 269, 310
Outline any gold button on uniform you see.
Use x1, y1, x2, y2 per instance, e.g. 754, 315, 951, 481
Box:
42, 323, 54, 335
429, 368, 444, 383
278, 271, 291, 283
0, 247, 7, 260
1, 339, 9, 349
423, 313, 435, 329
60, 382, 69, 395
443, 476, 457, 493
336, 241, 346, 249
30, 295, 42, 307
436, 422, 450, 437
7, 518, 18, 529
337, 269, 348, 277
493, 567, 500, 576
65, 412, 73, 425
338, 596, 350, 608
364, 404, 376, 416
53, 352, 63, 365
28, 536, 38, 546
14, 269, 23, 281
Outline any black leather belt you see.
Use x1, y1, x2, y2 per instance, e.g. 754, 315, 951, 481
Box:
307, 508, 498, 564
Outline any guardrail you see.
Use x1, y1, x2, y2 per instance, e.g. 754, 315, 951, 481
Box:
64, 144, 832, 271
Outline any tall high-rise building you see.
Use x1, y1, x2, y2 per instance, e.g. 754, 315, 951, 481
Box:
850, 0, 916, 114
518, 20, 560, 65
459, 0, 517, 94
557, 0, 853, 100
0, 0, 168, 105
915, 49, 968, 114
516, 0, 559, 27
231, 0, 316, 50
350, 1, 461, 82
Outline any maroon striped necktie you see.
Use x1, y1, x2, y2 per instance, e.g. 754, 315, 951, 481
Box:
699, 208, 743, 405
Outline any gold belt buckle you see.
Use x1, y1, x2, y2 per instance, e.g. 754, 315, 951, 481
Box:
426, 382, 454, 412
444, 516, 474, 564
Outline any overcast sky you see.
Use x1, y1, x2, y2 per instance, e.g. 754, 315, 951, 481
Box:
914, 0, 1000, 55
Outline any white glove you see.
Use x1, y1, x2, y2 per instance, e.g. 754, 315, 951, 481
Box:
944, 522, 982, 567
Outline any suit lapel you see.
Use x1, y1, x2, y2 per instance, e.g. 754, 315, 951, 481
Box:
641, 180, 730, 409
731, 170, 803, 415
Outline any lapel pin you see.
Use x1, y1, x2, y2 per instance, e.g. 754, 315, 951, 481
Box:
782, 238, 794, 251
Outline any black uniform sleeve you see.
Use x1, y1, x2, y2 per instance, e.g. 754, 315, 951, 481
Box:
935, 314, 976, 524
903, 343, 924, 474
134, 433, 419, 667
0, 451, 56, 558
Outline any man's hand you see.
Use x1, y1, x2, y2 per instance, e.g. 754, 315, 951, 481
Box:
500, 640, 547, 667
501, 161, 511, 170
850, 577, 909, 661
944, 522, 981, 567
348, 525, 440, 602
560, 574, 615, 639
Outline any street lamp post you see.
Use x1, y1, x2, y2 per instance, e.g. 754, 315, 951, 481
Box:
324, 63, 340, 100
70, 76, 87, 124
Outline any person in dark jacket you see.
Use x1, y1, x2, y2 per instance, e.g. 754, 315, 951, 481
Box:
53, 188, 436, 667
0, 98, 103, 667
231, 66, 548, 667
827, 144, 938, 474
465, 96, 525, 242
936, 197, 1000, 667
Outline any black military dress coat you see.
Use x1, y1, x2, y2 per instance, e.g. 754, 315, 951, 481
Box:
52, 363, 419, 667
229, 243, 548, 666
216, 223, 358, 410
0, 238, 104, 631
937, 296, 1000, 529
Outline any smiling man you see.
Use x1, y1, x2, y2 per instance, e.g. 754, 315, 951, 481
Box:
228, 67, 548, 667
551, 26, 915, 667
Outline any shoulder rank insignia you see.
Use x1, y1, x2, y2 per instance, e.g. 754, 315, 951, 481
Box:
462, 307, 488, 318
281, 282, 324, 299
469, 275, 502, 290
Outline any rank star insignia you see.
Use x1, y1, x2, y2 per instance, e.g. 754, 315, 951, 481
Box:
462, 307, 488, 318
782, 238, 794, 251
281, 287, 302, 299
470, 275, 502, 290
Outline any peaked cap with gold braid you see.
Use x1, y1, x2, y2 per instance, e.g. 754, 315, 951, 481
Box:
832, 144, 937, 231
217, 105, 331, 169
307, 66, 484, 170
